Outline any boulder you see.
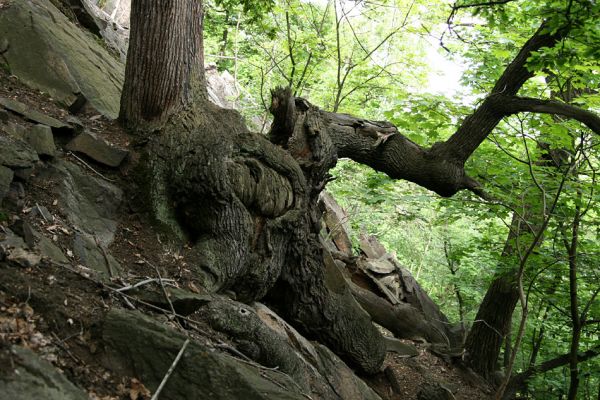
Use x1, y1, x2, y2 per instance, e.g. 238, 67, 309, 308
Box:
417, 382, 456, 400
72, 232, 121, 277
0, 345, 88, 400
1, 121, 29, 138
79, 0, 130, 61
66, 131, 128, 167
35, 160, 122, 245
384, 337, 419, 357
102, 308, 307, 400
0, 0, 124, 118
6, 247, 42, 268
0, 229, 27, 258
0, 135, 39, 170
24, 125, 56, 157
36, 234, 69, 265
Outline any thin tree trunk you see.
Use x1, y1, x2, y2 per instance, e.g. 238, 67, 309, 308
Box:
566, 196, 582, 400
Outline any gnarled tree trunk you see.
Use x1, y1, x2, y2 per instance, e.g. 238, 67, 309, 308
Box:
120, 0, 385, 374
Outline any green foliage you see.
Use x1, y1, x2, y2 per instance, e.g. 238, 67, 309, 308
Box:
203, 0, 600, 396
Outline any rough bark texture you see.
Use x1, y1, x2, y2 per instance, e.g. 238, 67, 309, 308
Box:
121, 2, 385, 375
464, 275, 519, 379
119, 0, 204, 129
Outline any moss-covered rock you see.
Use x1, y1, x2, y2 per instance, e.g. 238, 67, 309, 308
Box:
0, 345, 88, 400
0, 0, 124, 118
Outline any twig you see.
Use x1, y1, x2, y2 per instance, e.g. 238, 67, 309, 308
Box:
115, 277, 176, 292
146, 258, 177, 319
35, 203, 49, 223
67, 151, 116, 182
150, 338, 190, 400
51, 332, 82, 365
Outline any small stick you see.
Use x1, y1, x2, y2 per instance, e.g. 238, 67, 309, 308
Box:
116, 277, 176, 292
147, 258, 177, 319
67, 151, 116, 182
50, 332, 82, 365
150, 338, 190, 400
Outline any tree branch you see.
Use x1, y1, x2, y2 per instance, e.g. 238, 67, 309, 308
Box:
502, 346, 600, 400
442, 21, 570, 161
500, 95, 600, 134
452, 0, 518, 10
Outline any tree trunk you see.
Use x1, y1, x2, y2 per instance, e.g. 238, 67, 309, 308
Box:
119, 0, 385, 374
120, 0, 205, 129
464, 275, 519, 379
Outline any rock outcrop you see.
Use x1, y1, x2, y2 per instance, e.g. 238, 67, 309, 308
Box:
0, 0, 124, 118
0, 345, 88, 400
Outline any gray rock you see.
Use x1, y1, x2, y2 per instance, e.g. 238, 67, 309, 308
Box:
0, 0, 125, 118
417, 383, 456, 400
13, 167, 35, 181
3, 182, 25, 210
0, 97, 69, 129
103, 308, 307, 400
80, 0, 130, 61
66, 132, 128, 167
37, 235, 69, 265
37, 160, 122, 245
0, 229, 27, 258
1, 121, 28, 138
0, 135, 39, 169
0, 165, 14, 200
32, 204, 54, 223
0, 109, 8, 122
25, 124, 56, 157
0, 345, 87, 400
384, 337, 419, 357
72, 232, 121, 277
9, 219, 36, 248
65, 116, 85, 133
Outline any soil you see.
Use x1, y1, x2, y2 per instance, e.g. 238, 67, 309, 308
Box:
0, 69, 493, 399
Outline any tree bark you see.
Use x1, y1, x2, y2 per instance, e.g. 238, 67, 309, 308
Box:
464, 275, 520, 379
119, 2, 386, 374
120, 0, 205, 129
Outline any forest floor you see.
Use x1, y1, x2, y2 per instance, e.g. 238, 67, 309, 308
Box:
0, 69, 493, 400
